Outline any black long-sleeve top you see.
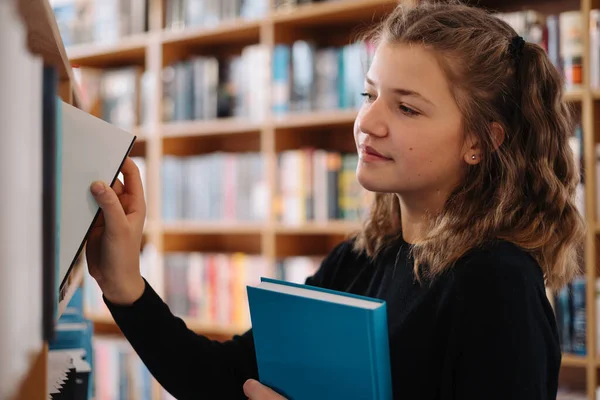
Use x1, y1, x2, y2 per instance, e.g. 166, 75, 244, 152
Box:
105, 237, 561, 399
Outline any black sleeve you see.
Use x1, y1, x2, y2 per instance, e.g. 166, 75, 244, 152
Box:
103, 240, 353, 400
105, 280, 257, 400
449, 250, 561, 399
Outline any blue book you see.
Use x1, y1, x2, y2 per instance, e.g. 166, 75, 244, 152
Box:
247, 277, 392, 400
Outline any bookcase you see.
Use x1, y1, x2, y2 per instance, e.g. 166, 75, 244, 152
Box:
3, 0, 87, 399
42, 0, 600, 399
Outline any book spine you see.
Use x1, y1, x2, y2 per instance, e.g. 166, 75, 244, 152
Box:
369, 305, 393, 400
43, 66, 59, 341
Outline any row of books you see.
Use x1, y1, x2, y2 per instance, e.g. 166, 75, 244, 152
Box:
93, 337, 153, 400
161, 152, 268, 222
276, 149, 368, 224
159, 150, 368, 224
274, 0, 330, 9
68, 7, 591, 132
51, 0, 148, 47
162, 44, 269, 122
72, 66, 149, 131
554, 276, 587, 356
495, 10, 584, 90
84, 245, 322, 327
165, 0, 269, 30
162, 252, 271, 326
48, 288, 94, 400
163, 253, 320, 325
272, 40, 374, 114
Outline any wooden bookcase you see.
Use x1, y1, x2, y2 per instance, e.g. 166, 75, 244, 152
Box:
9, 0, 85, 399
56, 0, 600, 398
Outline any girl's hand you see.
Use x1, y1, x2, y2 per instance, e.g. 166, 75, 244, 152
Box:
86, 157, 146, 305
243, 379, 287, 400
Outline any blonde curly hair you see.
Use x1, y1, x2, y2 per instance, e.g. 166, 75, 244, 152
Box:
352, 1, 586, 291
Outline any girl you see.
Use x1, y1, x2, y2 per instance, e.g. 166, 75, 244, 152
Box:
86, 1, 585, 399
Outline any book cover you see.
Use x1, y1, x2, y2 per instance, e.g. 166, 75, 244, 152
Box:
57, 100, 136, 300
248, 277, 393, 400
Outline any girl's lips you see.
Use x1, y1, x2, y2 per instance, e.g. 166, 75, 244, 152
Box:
361, 145, 393, 162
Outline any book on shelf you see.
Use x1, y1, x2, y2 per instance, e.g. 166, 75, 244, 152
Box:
164, 0, 269, 30
93, 337, 153, 400
73, 66, 147, 132
161, 152, 267, 222
49, 288, 94, 400
57, 99, 137, 310
162, 44, 269, 123
248, 277, 392, 400
272, 40, 375, 115
554, 276, 586, 356
276, 149, 370, 224
51, 0, 149, 47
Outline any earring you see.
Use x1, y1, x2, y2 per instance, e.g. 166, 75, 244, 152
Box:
471, 154, 476, 160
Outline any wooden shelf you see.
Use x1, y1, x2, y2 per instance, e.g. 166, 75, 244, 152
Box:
561, 353, 588, 367
159, 221, 362, 235
161, 19, 261, 48
271, 0, 396, 27
17, 0, 82, 105
592, 89, 600, 100
563, 89, 584, 103
273, 109, 358, 130
275, 221, 362, 235
88, 313, 246, 341
162, 118, 262, 138
162, 221, 265, 235
66, 33, 149, 68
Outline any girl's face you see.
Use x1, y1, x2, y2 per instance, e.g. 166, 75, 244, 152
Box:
354, 42, 477, 201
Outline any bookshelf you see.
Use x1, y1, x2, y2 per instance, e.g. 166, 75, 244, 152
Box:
47, 0, 598, 398
5, 0, 85, 399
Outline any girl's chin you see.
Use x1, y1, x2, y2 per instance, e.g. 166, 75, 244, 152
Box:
356, 175, 399, 193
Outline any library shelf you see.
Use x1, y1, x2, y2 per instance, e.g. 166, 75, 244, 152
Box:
161, 221, 266, 235
160, 19, 262, 48
273, 109, 358, 130
88, 313, 246, 341
66, 32, 149, 68
561, 354, 589, 367
270, 0, 397, 27
159, 221, 363, 236
563, 88, 585, 103
274, 221, 362, 235
161, 118, 262, 138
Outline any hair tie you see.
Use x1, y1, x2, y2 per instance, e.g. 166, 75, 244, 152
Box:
508, 35, 525, 63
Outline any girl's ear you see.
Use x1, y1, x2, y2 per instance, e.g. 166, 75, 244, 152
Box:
463, 133, 481, 165
490, 122, 505, 151
463, 122, 505, 165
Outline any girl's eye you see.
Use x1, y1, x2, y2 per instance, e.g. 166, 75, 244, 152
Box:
361, 92, 375, 102
399, 105, 419, 116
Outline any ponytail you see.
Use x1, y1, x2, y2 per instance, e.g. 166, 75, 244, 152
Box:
500, 39, 584, 288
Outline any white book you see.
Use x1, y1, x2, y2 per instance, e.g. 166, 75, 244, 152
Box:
57, 100, 136, 308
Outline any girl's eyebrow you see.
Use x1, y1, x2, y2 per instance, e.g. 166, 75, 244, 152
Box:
366, 76, 436, 108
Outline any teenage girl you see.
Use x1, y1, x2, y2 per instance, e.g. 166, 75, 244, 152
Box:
86, 2, 585, 399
